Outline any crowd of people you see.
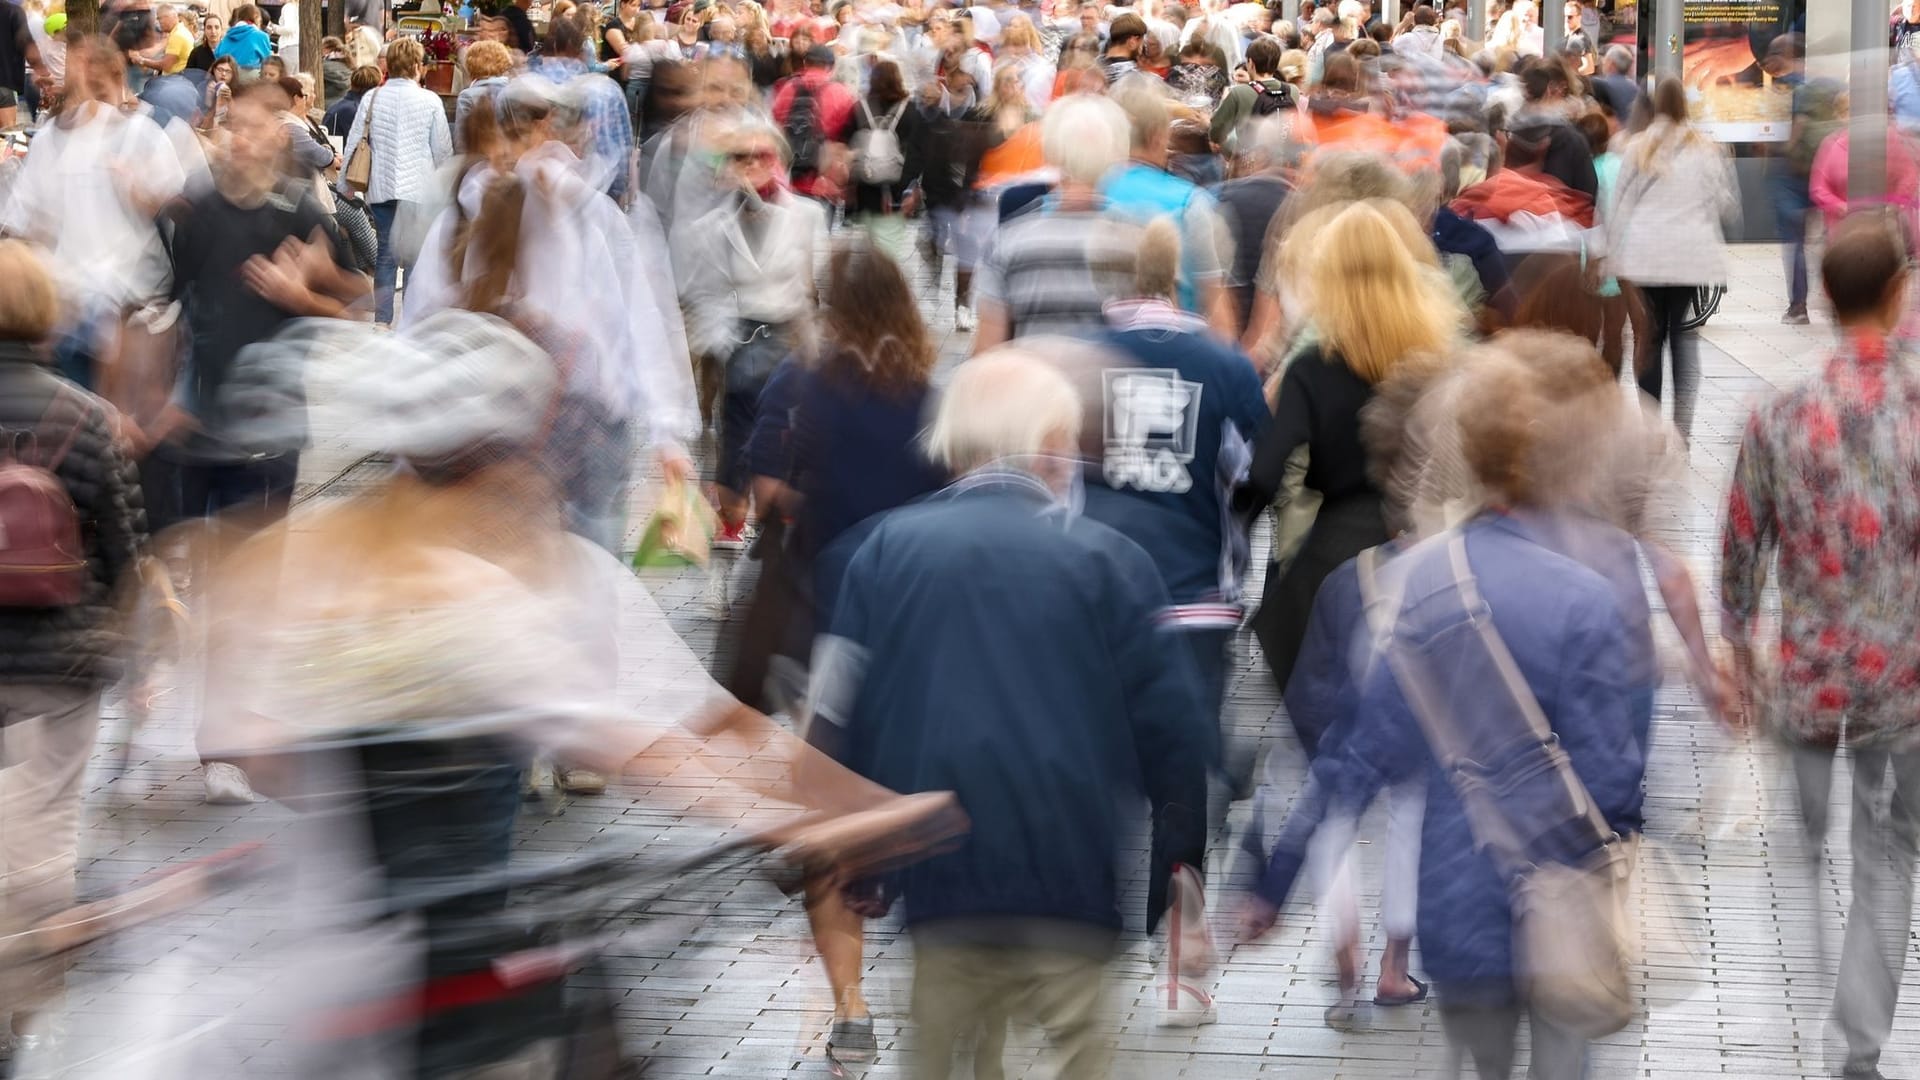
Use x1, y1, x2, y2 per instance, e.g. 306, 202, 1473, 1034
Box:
0, 0, 1917, 1077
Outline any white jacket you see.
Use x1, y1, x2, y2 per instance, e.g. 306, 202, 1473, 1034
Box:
403, 144, 699, 447
1606, 125, 1738, 288
674, 189, 828, 360
340, 77, 452, 205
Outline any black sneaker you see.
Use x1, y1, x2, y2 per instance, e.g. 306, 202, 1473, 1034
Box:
828, 1017, 876, 1062
1784, 307, 1812, 325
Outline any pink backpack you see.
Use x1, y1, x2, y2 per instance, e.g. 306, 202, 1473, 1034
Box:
0, 393, 88, 608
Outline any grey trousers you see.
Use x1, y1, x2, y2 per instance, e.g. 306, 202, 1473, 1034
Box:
909, 941, 1111, 1080
1440, 998, 1589, 1080
1785, 741, 1920, 1074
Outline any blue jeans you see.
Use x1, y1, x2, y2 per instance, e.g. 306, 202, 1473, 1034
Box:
371, 199, 401, 323
1770, 173, 1813, 311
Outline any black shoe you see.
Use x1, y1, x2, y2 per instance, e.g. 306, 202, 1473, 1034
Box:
1784, 306, 1812, 325
1842, 1066, 1892, 1079
828, 1017, 876, 1062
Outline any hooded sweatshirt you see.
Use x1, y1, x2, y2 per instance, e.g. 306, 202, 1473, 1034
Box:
213, 21, 274, 71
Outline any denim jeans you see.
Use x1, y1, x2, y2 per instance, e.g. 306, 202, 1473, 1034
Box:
1770, 173, 1813, 311
371, 199, 401, 323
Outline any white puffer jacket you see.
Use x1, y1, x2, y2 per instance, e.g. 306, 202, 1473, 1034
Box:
340, 77, 452, 205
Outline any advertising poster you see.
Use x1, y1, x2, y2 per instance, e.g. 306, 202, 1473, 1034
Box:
1680, 0, 1806, 142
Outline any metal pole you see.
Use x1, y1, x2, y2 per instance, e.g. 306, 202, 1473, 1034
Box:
1653, 0, 1683, 80
1383, 0, 1400, 30
1852, 0, 1890, 203
1542, 0, 1564, 57
1283, 0, 1299, 27
1467, 0, 1485, 43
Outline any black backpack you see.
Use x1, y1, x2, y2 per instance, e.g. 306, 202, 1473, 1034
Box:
1249, 79, 1294, 116
783, 81, 825, 176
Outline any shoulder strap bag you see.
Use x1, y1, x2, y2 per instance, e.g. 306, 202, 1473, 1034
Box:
1360, 533, 1636, 1039
344, 88, 378, 195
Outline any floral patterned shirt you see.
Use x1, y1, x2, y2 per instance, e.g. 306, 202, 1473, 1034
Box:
1721, 332, 1920, 747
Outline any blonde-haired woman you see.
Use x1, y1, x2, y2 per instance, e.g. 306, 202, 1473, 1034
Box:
1240, 199, 1460, 698
993, 13, 1054, 108
1608, 75, 1736, 442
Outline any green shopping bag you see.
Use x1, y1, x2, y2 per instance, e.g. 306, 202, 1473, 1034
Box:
631, 477, 718, 570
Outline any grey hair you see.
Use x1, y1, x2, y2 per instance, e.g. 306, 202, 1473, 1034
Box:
1040, 93, 1131, 185
1237, 112, 1305, 172
924, 349, 1083, 474
1602, 44, 1632, 74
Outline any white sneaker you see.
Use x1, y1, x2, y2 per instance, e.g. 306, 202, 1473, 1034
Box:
954, 305, 976, 332
203, 762, 258, 805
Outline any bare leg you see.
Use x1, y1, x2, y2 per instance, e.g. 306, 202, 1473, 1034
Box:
805, 881, 870, 1022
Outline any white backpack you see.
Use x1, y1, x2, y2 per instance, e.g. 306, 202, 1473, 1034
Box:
851, 99, 907, 186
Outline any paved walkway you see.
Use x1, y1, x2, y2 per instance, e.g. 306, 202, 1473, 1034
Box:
51, 244, 1904, 1078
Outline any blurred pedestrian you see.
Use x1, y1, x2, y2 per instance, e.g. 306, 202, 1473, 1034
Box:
731, 242, 947, 1060
846, 59, 919, 263
1722, 217, 1920, 1080
1213, 112, 1300, 344
813, 349, 1210, 1080
1083, 215, 1269, 947
323, 62, 378, 138
970, 94, 1140, 348
676, 117, 829, 549
1243, 340, 1646, 1080
211, 3, 272, 75
1240, 199, 1459, 696
338, 36, 453, 325
1102, 76, 1234, 336
1608, 75, 1735, 442
908, 59, 990, 330
1, 36, 185, 393
156, 79, 370, 803
0, 241, 146, 1053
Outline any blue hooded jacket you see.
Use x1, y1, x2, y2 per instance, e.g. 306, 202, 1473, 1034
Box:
214, 22, 274, 71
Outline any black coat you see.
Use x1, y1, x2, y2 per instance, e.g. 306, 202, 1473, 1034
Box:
0, 346, 147, 688
907, 99, 990, 211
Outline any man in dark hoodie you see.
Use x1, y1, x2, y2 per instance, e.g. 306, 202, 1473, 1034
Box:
1505, 55, 1597, 201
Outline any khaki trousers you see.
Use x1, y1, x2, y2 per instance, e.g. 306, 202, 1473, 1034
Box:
909, 940, 1111, 1080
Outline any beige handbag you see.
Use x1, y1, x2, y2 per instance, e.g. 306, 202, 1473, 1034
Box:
1361, 538, 1636, 1040
343, 88, 377, 194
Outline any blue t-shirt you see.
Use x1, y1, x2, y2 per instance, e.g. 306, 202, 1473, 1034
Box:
1098, 162, 1219, 313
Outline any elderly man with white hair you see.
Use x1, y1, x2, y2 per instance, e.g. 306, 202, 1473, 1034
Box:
810, 348, 1211, 1080
970, 93, 1143, 350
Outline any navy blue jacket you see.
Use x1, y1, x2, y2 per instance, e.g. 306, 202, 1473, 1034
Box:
1258, 514, 1643, 1003
1088, 308, 1271, 619
825, 473, 1211, 942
